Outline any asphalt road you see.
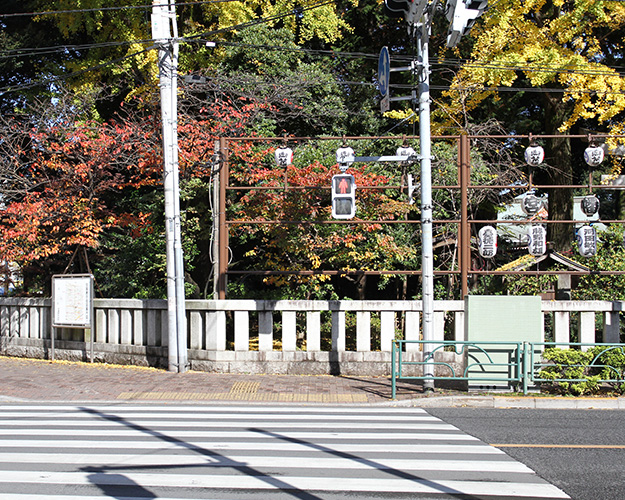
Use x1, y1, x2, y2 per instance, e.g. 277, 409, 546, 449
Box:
427, 408, 625, 500
0, 404, 569, 500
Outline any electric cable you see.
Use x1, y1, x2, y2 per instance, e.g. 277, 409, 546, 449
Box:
0, 1, 235, 18
0, 44, 156, 95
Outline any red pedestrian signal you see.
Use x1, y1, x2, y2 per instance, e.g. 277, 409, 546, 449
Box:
331, 174, 356, 219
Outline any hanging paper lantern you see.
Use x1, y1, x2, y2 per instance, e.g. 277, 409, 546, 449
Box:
336, 146, 355, 167
274, 147, 293, 167
524, 144, 545, 166
521, 194, 543, 216
584, 145, 604, 167
527, 225, 547, 256
581, 195, 600, 217
396, 145, 416, 160
478, 226, 498, 258
576, 225, 597, 257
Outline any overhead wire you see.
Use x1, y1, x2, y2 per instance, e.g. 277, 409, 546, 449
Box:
2, 0, 625, 97
0, 45, 156, 95
0, 0, 337, 95
0, 0, 235, 18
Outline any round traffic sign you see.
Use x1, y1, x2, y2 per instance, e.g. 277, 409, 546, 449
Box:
378, 46, 390, 97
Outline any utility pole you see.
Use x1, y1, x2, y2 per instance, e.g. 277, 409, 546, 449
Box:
414, 15, 435, 391
383, 0, 488, 388
152, 0, 187, 373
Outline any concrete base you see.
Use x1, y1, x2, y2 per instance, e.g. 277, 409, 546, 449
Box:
0, 338, 462, 377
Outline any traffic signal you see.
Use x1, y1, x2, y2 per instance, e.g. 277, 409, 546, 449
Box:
384, 0, 428, 24
384, 0, 412, 18
445, 0, 488, 48
331, 174, 356, 220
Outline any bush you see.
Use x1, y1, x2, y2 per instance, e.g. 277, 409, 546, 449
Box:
539, 348, 600, 395
538, 347, 625, 395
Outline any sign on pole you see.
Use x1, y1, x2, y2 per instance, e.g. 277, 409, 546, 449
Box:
378, 46, 390, 113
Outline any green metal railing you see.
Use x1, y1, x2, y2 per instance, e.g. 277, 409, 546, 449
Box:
391, 340, 625, 398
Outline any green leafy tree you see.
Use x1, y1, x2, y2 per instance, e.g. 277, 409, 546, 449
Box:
440, 0, 625, 252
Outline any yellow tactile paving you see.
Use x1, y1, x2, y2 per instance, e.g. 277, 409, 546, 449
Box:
116, 391, 368, 403
229, 381, 261, 393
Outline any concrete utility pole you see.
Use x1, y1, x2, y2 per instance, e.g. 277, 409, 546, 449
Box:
384, 0, 489, 389
414, 15, 435, 391
151, 0, 187, 373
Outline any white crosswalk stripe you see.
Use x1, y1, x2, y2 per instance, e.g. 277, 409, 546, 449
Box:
0, 404, 570, 499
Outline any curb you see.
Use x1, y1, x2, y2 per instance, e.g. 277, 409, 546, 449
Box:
375, 395, 625, 409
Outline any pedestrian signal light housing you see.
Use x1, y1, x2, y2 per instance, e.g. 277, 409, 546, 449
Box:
446, 0, 488, 48
331, 174, 356, 220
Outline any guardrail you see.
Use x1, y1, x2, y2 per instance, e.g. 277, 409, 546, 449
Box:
391, 340, 524, 398
392, 340, 625, 397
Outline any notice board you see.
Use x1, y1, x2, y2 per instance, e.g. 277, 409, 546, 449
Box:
52, 274, 93, 328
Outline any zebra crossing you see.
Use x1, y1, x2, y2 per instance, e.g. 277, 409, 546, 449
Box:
0, 404, 569, 499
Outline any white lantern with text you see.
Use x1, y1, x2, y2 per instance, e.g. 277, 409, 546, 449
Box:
478, 225, 498, 258
274, 146, 293, 167
581, 195, 600, 217
521, 194, 544, 216
584, 145, 604, 167
527, 225, 547, 256
525, 144, 545, 166
336, 146, 355, 170
577, 225, 597, 257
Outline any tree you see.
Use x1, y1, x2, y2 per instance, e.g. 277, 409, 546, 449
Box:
440, 0, 625, 251
0, 84, 272, 296
228, 139, 415, 300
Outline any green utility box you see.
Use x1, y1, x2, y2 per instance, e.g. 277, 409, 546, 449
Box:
465, 295, 542, 390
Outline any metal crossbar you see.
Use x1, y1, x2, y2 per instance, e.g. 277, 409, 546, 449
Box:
391, 340, 625, 398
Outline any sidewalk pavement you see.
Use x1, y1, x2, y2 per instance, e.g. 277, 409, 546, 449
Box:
1, 355, 625, 408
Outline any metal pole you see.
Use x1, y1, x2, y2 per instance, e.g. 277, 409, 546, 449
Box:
459, 134, 470, 298
152, 0, 185, 372
212, 141, 220, 298
169, 1, 187, 373
218, 137, 229, 300
416, 19, 435, 391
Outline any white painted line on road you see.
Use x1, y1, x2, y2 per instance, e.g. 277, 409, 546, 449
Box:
0, 428, 480, 440
0, 419, 457, 430
0, 452, 533, 473
0, 470, 571, 498
0, 439, 505, 454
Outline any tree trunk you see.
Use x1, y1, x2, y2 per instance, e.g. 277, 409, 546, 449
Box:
543, 93, 573, 253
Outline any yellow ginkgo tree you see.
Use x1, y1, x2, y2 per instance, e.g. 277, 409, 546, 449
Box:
440, 0, 625, 250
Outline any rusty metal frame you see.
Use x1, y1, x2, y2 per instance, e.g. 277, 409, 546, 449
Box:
214, 134, 625, 299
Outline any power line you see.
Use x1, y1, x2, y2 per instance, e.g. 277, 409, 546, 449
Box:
0, 45, 156, 96
0, 40, 155, 59
0, 1, 234, 18
3, 0, 624, 99
0, 1, 343, 97
185, 0, 336, 40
